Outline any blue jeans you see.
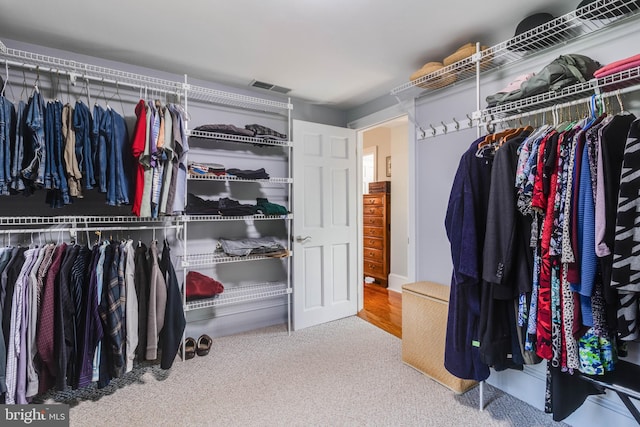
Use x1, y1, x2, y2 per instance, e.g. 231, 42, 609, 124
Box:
74, 101, 95, 190
51, 101, 70, 205
112, 110, 131, 205
100, 109, 130, 205
10, 101, 26, 192
22, 91, 46, 185
0, 96, 15, 195
44, 102, 55, 189
92, 104, 107, 193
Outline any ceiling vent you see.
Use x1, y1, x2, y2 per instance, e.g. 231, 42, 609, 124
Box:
249, 79, 291, 94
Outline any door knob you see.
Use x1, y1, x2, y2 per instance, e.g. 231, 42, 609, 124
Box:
295, 235, 311, 243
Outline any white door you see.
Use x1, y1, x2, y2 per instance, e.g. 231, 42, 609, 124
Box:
292, 120, 358, 330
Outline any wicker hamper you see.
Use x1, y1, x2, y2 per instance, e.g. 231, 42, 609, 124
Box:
401, 281, 477, 394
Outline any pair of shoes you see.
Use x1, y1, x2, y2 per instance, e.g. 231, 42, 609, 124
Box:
196, 334, 212, 356
181, 337, 197, 360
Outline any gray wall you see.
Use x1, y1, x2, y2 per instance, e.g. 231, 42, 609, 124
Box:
2, 38, 349, 128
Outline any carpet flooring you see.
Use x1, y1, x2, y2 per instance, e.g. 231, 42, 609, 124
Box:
41, 316, 567, 426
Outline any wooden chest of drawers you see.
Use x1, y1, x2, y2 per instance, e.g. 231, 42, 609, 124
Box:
363, 191, 390, 287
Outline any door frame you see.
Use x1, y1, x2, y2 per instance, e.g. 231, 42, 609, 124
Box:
348, 103, 417, 311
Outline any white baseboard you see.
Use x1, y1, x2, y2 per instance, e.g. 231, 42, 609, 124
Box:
388, 273, 409, 293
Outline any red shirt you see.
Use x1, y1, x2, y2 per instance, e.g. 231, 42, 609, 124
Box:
131, 100, 147, 216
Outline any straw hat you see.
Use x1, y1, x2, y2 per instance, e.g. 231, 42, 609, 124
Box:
409, 62, 457, 89
443, 43, 493, 71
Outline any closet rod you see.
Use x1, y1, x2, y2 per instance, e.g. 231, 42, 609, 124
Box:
0, 224, 184, 235
1, 58, 179, 95
486, 83, 640, 126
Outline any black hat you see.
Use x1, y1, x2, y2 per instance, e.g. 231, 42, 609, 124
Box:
576, 0, 640, 20
507, 13, 569, 52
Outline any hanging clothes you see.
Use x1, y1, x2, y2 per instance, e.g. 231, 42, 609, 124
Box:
73, 100, 95, 190
159, 241, 185, 370
131, 100, 147, 216
54, 244, 79, 391
480, 129, 534, 369
145, 240, 166, 360
22, 90, 46, 188
92, 104, 108, 194
37, 242, 67, 394
168, 104, 188, 215
62, 103, 82, 198
100, 108, 131, 206
123, 239, 138, 373
445, 106, 640, 421
0, 95, 16, 195
611, 118, 640, 339
444, 136, 492, 382
77, 243, 103, 389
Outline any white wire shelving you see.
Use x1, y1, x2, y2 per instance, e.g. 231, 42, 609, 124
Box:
183, 214, 292, 222
482, 64, 640, 121
0, 33, 294, 338
0, 45, 182, 95
186, 83, 292, 115
391, 0, 640, 99
405, 1, 640, 139
0, 215, 176, 226
179, 251, 290, 268
187, 130, 292, 147
187, 173, 292, 184
184, 282, 291, 311
0, 40, 293, 115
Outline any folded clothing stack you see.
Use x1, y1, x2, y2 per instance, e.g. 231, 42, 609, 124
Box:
218, 236, 288, 257
192, 123, 288, 141
185, 193, 220, 215
593, 53, 640, 79
255, 197, 288, 215
186, 194, 287, 216
245, 124, 288, 141
218, 197, 257, 216
188, 162, 226, 176
193, 123, 255, 137
226, 168, 269, 179
186, 194, 257, 216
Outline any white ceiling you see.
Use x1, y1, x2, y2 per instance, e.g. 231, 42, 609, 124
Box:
0, 0, 577, 110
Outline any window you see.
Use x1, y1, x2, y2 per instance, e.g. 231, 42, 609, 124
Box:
363, 146, 377, 194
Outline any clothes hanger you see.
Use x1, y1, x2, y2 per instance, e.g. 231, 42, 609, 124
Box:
81, 76, 92, 106
53, 69, 62, 102
554, 104, 571, 131
113, 81, 126, 115
615, 91, 633, 116
1, 61, 8, 97
33, 65, 40, 94
3, 63, 17, 103
20, 68, 28, 100
96, 78, 107, 107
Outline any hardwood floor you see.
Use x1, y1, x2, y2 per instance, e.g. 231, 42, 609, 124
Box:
357, 283, 402, 338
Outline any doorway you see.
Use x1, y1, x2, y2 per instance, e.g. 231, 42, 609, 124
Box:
358, 114, 409, 334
